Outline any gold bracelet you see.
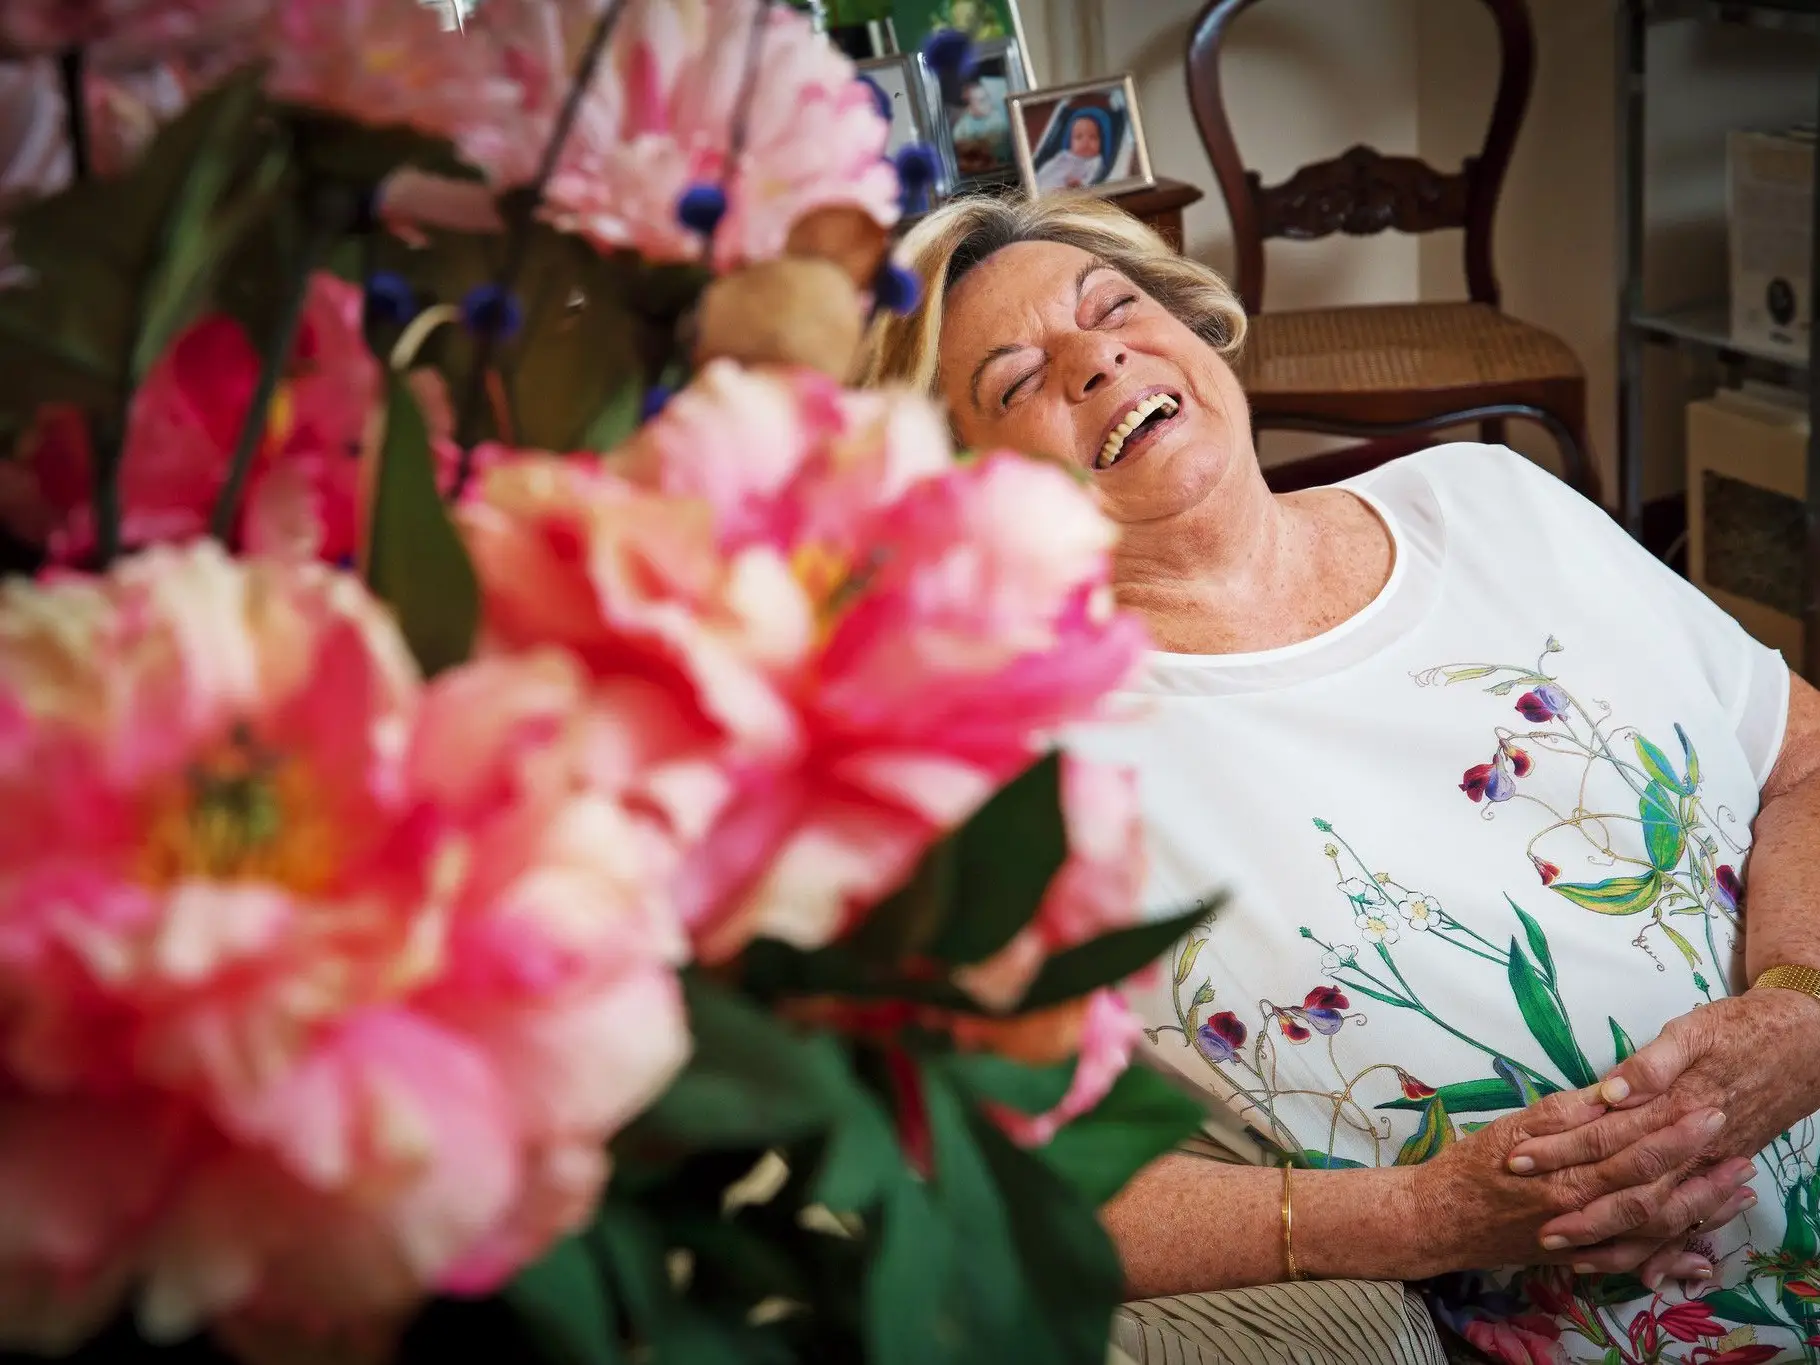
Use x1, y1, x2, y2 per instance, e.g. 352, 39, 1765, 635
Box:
1281, 1164, 1306, 1282
1755, 964, 1820, 1005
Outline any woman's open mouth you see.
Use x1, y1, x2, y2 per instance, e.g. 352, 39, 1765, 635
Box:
1095, 390, 1182, 470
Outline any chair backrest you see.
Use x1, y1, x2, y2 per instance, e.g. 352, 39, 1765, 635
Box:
1185, 0, 1534, 315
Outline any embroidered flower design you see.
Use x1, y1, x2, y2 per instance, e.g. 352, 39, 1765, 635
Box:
1354, 908, 1399, 944
1319, 945, 1358, 973
1655, 1300, 1725, 1343
1713, 864, 1743, 914
1194, 1012, 1247, 1064
1531, 855, 1560, 886
1398, 894, 1440, 932
1338, 877, 1386, 907
1272, 987, 1351, 1042
1396, 1070, 1437, 1101
1460, 760, 1515, 803
1504, 744, 1532, 777
1515, 683, 1569, 722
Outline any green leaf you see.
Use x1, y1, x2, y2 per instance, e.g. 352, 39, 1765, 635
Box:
1020, 899, 1218, 1011
1493, 1054, 1554, 1107
1328, 976, 1416, 1009
505, 1237, 619, 1365
1640, 780, 1685, 872
942, 1054, 1077, 1116
1609, 1017, 1637, 1064
1677, 723, 1702, 790
1173, 934, 1207, 986
1394, 1095, 1456, 1165
931, 752, 1069, 966
1508, 897, 1557, 988
1552, 872, 1662, 916
1659, 922, 1703, 969
590, 1202, 672, 1341
1034, 1066, 1203, 1206
1376, 1075, 1546, 1114
1507, 937, 1597, 1088
1634, 733, 1687, 794
1289, 1150, 1368, 1170
810, 1090, 901, 1213
1578, 1272, 1650, 1308
1599, 1348, 1623, 1365
866, 1178, 957, 1365
1442, 666, 1498, 682
1701, 1287, 1789, 1329
364, 374, 480, 676
1783, 1178, 1817, 1261
630, 972, 861, 1149
579, 363, 646, 453
285, 109, 478, 185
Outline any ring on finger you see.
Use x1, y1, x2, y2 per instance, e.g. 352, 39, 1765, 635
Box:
1691, 1218, 1707, 1231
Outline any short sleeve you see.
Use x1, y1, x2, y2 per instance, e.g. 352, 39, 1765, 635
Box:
1433, 445, 1793, 786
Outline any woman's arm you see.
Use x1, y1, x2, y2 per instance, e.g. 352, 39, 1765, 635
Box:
1738, 670, 1820, 979
1105, 1090, 1754, 1300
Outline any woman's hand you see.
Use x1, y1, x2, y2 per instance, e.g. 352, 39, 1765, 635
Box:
1500, 989, 1820, 1252
1404, 1083, 1758, 1286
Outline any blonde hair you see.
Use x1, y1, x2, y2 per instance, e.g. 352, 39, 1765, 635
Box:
854, 193, 1248, 395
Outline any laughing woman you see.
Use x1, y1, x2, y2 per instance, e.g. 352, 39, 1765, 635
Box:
858, 194, 1820, 1363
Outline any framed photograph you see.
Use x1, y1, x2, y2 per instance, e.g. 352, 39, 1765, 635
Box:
1010, 74, 1156, 199
891, 0, 1035, 83
924, 34, 1030, 190
857, 53, 950, 197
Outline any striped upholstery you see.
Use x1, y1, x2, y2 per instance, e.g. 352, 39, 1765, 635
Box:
1112, 1280, 1449, 1365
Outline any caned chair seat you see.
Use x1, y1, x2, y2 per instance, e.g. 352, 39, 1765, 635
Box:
1235, 301, 1585, 427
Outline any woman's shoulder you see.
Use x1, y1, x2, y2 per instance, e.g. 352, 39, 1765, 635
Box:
1346, 442, 1593, 520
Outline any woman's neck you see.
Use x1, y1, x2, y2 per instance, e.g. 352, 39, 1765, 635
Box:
1110, 470, 1392, 656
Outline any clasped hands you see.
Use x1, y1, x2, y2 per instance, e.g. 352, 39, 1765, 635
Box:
1409, 988, 1820, 1287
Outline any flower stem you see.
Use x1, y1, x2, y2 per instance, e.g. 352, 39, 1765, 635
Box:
209, 189, 344, 543
452, 0, 632, 489
58, 49, 90, 182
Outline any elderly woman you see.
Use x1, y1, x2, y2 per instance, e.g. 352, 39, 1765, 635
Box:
859, 193, 1820, 1363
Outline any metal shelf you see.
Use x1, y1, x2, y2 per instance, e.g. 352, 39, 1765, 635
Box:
1630, 302, 1812, 368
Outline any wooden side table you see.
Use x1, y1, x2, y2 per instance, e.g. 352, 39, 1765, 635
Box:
1108, 178, 1204, 252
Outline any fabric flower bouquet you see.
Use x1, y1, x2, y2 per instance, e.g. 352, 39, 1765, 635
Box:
0, 4, 1209, 1364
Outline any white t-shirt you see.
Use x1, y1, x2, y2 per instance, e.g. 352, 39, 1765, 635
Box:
1071, 444, 1804, 1359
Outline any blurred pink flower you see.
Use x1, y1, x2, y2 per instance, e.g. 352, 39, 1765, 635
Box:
0, 543, 688, 1355
538, 0, 898, 269
0, 274, 474, 567
994, 990, 1145, 1148
954, 758, 1149, 1013
0, 0, 269, 62
265, 0, 533, 180
467, 367, 1145, 964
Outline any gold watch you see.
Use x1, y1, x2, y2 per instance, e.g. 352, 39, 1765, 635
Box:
1753, 964, 1820, 1004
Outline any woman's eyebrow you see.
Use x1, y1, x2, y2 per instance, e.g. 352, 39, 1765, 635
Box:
969, 343, 1027, 411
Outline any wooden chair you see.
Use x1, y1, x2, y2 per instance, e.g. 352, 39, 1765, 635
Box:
1186, 0, 1599, 501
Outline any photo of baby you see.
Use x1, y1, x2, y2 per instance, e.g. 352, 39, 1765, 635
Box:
1012, 75, 1154, 199
949, 73, 1012, 176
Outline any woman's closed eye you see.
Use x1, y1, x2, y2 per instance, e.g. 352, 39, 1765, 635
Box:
1001, 366, 1042, 410
1097, 293, 1137, 325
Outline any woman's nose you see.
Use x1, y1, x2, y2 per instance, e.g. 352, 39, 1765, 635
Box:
1061, 333, 1127, 403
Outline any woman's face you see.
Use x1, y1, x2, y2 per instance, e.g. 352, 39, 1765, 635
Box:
1068, 116, 1101, 160
937, 240, 1252, 526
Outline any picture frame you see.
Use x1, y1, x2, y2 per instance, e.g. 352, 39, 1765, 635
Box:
890, 0, 1035, 84
857, 53, 951, 199
922, 34, 1031, 192
1010, 74, 1156, 200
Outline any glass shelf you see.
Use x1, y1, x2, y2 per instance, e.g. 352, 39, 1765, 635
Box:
1629, 302, 1812, 368
1644, 0, 1820, 34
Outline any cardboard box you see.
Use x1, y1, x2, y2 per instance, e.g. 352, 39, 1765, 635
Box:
1728, 127, 1814, 361
1687, 385, 1808, 664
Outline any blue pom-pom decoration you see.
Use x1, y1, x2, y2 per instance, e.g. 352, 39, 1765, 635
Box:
676, 183, 728, 235
873, 262, 922, 316
460, 283, 524, 342
894, 142, 937, 189
364, 271, 418, 327
858, 74, 892, 123
920, 27, 975, 80
640, 384, 675, 423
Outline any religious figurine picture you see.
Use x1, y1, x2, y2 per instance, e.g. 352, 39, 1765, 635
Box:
1011, 75, 1155, 199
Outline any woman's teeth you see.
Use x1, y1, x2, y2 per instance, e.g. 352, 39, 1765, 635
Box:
1096, 393, 1179, 469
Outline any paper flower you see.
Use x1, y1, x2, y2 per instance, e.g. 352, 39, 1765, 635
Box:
0, 543, 688, 1355
538, 0, 898, 269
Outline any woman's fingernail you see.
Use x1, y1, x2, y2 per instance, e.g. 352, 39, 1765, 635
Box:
1572, 1261, 1596, 1275
1643, 1269, 1664, 1290
1701, 1109, 1727, 1134
1601, 1077, 1631, 1104
1543, 1235, 1570, 1251
1509, 1155, 1536, 1173
1691, 1264, 1714, 1278
1742, 1190, 1759, 1208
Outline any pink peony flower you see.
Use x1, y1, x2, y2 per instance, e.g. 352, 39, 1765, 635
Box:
992, 989, 1145, 1148
538, 0, 899, 269
0, 0, 269, 62
0, 542, 689, 1355
265, 0, 535, 181
466, 366, 1147, 963
0, 274, 472, 567
954, 757, 1148, 1013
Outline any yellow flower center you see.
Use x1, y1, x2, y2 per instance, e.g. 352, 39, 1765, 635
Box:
789, 541, 850, 607
138, 729, 339, 894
